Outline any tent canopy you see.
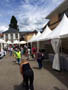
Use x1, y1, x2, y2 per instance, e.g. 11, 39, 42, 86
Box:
37, 26, 52, 41
13, 40, 19, 44
32, 32, 41, 42
7, 40, 12, 44
0, 39, 6, 43
28, 34, 36, 43
19, 41, 26, 44
45, 14, 68, 40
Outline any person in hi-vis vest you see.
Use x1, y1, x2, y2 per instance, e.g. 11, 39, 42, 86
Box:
16, 48, 21, 64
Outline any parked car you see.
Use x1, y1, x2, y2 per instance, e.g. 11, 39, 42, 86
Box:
0, 50, 6, 59
3, 50, 6, 56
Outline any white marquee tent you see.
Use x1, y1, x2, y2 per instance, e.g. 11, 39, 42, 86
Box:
45, 14, 68, 71
27, 34, 36, 50
32, 32, 42, 52
45, 14, 68, 40
13, 40, 19, 44
19, 41, 26, 44
7, 40, 12, 44
0, 39, 6, 43
31, 32, 41, 42
28, 34, 36, 43
37, 26, 52, 41
28, 32, 41, 52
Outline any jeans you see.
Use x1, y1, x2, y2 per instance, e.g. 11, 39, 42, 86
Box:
10, 51, 12, 56
37, 59, 42, 69
17, 58, 21, 64
23, 70, 34, 90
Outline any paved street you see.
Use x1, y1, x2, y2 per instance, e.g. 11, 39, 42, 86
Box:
0, 54, 68, 90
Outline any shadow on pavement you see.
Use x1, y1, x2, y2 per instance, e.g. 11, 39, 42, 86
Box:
32, 67, 39, 69
28, 59, 35, 61
53, 86, 66, 90
53, 87, 61, 90
14, 82, 26, 90
12, 61, 16, 63
12, 61, 19, 65
44, 63, 68, 88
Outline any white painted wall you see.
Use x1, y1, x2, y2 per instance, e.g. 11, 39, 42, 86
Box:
3, 34, 6, 41
13, 33, 16, 40
8, 34, 11, 40
18, 33, 20, 40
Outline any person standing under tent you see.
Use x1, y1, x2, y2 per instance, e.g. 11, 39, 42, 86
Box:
36, 50, 43, 69
32, 47, 36, 59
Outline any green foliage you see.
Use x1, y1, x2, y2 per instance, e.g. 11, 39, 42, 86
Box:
9, 16, 19, 30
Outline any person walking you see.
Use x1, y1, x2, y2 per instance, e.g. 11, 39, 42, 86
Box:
21, 47, 24, 56
32, 47, 36, 59
16, 49, 21, 64
10, 47, 13, 56
28, 48, 31, 60
36, 50, 43, 69
20, 57, 34, 90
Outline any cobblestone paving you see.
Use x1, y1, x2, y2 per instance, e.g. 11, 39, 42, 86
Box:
0, 55, 68, 90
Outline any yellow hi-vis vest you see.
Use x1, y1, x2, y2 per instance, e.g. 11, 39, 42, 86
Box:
16, 51, 21, 58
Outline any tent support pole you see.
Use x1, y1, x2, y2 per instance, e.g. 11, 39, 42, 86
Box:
60, 39, 64, 71
37, 41, 39, 53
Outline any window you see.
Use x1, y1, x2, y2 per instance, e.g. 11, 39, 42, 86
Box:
6, 34, 8, 40
11, 33, 13, 42
16, 33, 18, 38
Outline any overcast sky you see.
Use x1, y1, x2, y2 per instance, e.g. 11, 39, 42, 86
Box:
0, 0, 64, 32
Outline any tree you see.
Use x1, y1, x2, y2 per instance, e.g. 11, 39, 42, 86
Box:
9, 16, 19, 30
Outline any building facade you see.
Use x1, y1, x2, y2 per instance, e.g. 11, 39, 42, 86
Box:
3, 28, 20, 42
20, 30, 37, 41
46, 0, 68, 30
2, 27, 37, 43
